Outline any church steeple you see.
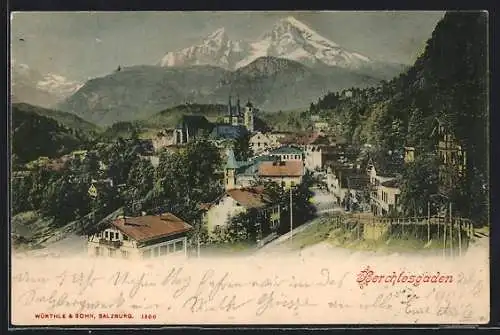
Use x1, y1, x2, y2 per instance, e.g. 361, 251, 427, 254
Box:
237, 95, 241, 116
228, 95, 233, 117
224, 148, 238, 190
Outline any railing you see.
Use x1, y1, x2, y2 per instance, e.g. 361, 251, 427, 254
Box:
99, 239, 123, 248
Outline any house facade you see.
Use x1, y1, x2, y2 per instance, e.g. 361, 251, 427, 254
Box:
268, 146, 304, 162
304, 145, 323, 171
258, 160, 304, 189
366, 156, 403, 216
87, 213, 193, 259
249, 132, 286, 154
371, 179, 401, 216
201, 187, 280, 235
436, 122, 467, 191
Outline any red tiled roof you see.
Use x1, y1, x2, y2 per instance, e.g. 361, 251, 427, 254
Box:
279, 132, 320, 145
226, 187, 270, 209
258, 161, 304, 177
111, 213, 193, 243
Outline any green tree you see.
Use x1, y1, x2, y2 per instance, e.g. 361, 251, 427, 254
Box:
399, 154, 439, 216
233, 132, 252, 161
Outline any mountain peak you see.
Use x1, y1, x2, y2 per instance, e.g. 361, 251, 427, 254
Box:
280, 16, 314, 31
159, 16, 372, 70
205, 27, 227, 40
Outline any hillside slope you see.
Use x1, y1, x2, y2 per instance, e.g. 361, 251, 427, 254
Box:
12, 103, 100, 133
312, 12, 487, 221
59, 57, 381, 125
11, 104, 93, 164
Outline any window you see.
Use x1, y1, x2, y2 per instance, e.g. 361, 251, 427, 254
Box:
175, 240, 184, 252
258, 142, 261, 147
160, 245, 168, 256
168, 243, 174, 253
152, 247, 160, 257
123, 235, 128, 241
105, 231, 109, 239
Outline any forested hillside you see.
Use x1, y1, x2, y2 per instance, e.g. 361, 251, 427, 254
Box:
12, 103, 100, 133
308, 12, 488, 222
11, 104, 94, 164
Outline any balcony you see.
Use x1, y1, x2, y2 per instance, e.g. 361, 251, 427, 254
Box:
99, 239, 123, 248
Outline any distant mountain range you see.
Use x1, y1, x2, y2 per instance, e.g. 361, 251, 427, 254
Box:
57, 56, 388, 125
13, 16, 407, 126
11, 61, 83, 108
159, 16, 397, 72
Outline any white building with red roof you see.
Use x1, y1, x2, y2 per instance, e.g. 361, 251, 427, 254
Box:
86, 213, 193, 259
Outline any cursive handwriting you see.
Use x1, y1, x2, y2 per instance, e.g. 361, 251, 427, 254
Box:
109, 271, 157, 298
16, 288, 125, 313
160, 267, 192, 298
183, 294, 253, 313
255, 291, 317, 316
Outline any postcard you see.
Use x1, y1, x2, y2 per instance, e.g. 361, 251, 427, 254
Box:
10, 10, 489, 326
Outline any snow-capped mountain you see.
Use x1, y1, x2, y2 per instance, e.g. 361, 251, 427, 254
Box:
11, 61, 83, 107
36, 73, 83, 97
159, 16, 373, 71
159, 27, 251, 69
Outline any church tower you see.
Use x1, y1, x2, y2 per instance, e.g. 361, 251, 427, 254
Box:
224, 148, 238, 190
224, 96, 232, 124
244, 99, 255, 133
231, 95, 240, 126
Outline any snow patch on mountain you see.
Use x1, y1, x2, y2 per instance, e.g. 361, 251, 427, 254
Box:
159, 16, 372, 71
159, 27, 251, 69
11, 61, 83, 106
36, 74, 83, 96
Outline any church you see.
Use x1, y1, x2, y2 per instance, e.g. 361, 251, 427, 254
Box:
223, 96, 255, 133
172, 96, 257, 146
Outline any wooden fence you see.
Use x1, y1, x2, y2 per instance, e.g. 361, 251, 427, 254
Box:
329, 214, 475, 257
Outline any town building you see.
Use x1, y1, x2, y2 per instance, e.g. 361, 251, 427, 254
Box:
313, 121, 330, 133
279, 132, 325, 171
152, 130, 175, 151
87, 213, 193, 259
365, 153, 404, 216
258, 160, 304, 189
268, 146, 304, 162
200, 187, 280, 236
371, 179, 401, 216
249, 131, 289, 154
404, 146, 415, 163
223, 147, 305, 190
172, 115, 213, 145
326, 164, 370, 210
435, 121, 467, 190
